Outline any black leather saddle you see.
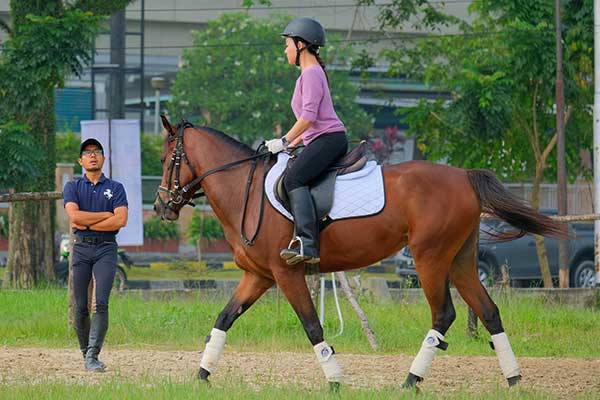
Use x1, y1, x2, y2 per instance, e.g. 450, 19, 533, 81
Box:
274, 141, 368, 223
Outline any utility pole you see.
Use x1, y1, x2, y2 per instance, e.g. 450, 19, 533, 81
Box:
108, 10, 126, 178
555, 0, 569, 288
594, 0, 600, 288
110, 10, 126, 119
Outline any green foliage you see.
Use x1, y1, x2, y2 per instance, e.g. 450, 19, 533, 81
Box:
168, 13, 372, 145
187, 211, 224, 244
373, 0, 592, 182
0, 212, 8, 237
143, 216, 180, 240
55, 131, 83, 174
55, 132, 164, 176
0, 122, 42, 188
140, 133, 165, 176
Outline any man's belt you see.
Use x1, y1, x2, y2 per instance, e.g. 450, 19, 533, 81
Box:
74, 234, 116, 244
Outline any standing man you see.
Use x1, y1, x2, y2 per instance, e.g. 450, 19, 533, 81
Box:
63, 138, 128, 372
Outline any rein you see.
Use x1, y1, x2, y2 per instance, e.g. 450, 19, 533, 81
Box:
156, 121, 272, 246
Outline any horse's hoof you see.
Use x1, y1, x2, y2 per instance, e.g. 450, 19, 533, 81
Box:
507, 375, 521, 387
198, 367, 211, 384
329, 381, 341, 393
401, 372, 423, 390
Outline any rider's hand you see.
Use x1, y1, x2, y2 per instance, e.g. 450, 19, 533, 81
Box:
266, 138, 286, 154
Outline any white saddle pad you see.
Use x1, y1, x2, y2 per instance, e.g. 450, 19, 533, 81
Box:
265, 152, 385, 221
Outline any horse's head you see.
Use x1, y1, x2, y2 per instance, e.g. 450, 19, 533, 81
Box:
153, 115, 198, 220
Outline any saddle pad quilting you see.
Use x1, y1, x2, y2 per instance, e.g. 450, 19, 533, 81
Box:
265, 153, 385, 221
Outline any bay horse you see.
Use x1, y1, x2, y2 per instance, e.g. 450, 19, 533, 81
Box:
154, 117, 566, 390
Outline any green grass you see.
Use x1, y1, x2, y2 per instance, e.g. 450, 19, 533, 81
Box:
0, 289, 599, 357
3, 378, 596, 400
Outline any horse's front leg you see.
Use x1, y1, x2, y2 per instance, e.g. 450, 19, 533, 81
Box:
199, 271, 274, 382
273, 268, 343, 391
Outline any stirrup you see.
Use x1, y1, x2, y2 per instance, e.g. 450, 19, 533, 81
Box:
280, 237, 320, 266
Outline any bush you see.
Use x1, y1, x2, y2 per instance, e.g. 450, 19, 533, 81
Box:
0, 212, 8, 238
187, 211, 224, 245
143, 216, 179, 240
56, 132, 165, 176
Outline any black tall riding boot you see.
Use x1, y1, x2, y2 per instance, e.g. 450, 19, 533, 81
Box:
74, 312, 90, 360
85, 312, 108, 372
280, 186, 320, 265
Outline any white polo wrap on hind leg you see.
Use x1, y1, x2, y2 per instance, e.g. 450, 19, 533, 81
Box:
491, 332, 521, 379
409, 329, 445, 378
199, 328, 227, 373
314, 341, 343, 382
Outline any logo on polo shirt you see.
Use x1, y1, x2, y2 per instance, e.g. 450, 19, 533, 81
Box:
103, 189, 113, 200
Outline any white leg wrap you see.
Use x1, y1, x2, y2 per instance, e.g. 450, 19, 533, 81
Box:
491, 332, 521, 379
199, 328, 227, 374
314, 341, 343, 382
409, 329, 445, 378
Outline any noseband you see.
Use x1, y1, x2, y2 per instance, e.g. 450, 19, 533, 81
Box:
155, 121, 271, 245
156, 121, 201, 211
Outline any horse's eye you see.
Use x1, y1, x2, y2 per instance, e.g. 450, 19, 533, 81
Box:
160, 157, 166, 164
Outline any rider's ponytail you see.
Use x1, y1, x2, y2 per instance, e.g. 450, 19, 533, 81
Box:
310, 47, 329, 84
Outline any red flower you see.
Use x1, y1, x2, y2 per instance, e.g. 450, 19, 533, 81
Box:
385, 126, 398, 142
371, 138, 384, 153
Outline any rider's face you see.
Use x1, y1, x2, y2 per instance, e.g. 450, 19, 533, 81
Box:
284, 37, 300, 65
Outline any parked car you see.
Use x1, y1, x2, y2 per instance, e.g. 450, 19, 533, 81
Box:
395, 210, 596, 288
55, 234, 130, 291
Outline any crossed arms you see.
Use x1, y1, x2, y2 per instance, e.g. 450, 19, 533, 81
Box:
65, 202, 128, 232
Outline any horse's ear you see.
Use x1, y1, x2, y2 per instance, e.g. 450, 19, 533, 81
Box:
160, 114, 175, 136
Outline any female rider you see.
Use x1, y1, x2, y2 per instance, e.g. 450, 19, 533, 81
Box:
266, 17, 348, 266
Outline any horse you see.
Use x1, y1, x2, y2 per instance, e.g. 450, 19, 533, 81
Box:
153, 116, 566, 391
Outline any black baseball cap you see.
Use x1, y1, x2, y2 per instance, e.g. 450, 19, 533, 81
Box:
80, 138, 104, 156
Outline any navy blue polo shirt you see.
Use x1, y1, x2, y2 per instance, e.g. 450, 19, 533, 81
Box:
63, 174, 128, 236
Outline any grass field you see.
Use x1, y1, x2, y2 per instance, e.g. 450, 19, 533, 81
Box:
1, 289, 599, 399
4, 378, 596, 400
0, 289, 599, 357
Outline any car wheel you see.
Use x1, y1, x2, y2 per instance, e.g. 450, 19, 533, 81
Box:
572, 260, 596, 288
477, 260, 494, 287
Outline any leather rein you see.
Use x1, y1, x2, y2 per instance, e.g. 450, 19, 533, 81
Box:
155, 121, 271, 245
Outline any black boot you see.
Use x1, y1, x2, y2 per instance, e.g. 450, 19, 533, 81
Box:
85, 312, 108, 372
280, 186, 320, 265
74, 312, 90, 361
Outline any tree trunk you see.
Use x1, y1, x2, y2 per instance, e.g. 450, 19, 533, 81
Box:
531, 165, 554, 288
3, 200, 53, 288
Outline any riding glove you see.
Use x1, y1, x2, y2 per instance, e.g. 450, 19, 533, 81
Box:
266, 138, 286, 154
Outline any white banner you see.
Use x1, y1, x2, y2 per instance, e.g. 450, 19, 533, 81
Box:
80, 120, 144, 246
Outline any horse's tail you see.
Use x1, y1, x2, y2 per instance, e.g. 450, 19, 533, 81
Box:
466, 169, 568, 240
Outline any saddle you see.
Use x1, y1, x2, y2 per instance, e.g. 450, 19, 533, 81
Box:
274, 141, 368, 223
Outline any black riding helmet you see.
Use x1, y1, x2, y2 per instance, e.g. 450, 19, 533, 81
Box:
281, 17, 326, 66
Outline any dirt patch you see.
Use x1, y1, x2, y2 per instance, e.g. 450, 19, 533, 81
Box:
1, 347, 598, 398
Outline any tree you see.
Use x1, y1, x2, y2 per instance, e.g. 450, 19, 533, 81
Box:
168, 12, 372, 145
367, 0, 592, 287
0, 1, 132, 288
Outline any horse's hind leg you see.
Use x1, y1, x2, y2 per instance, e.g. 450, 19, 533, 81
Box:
198, 271, 274, 381
273, 268, 342, 390
449, 230, 522, 386
403, 254, 456, 388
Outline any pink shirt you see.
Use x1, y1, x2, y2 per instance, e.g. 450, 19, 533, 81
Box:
291, 65, 346, 145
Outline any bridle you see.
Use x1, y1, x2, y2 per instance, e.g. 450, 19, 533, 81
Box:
155, 121, 271, 245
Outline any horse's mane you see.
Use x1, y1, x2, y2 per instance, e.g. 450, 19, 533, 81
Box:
163, 122, 254, 157
199, 126, 254, 156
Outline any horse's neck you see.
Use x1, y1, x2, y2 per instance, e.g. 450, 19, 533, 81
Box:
190, 134, 258, 235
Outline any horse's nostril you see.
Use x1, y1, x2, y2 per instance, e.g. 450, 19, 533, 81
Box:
153, 203, 158, 212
